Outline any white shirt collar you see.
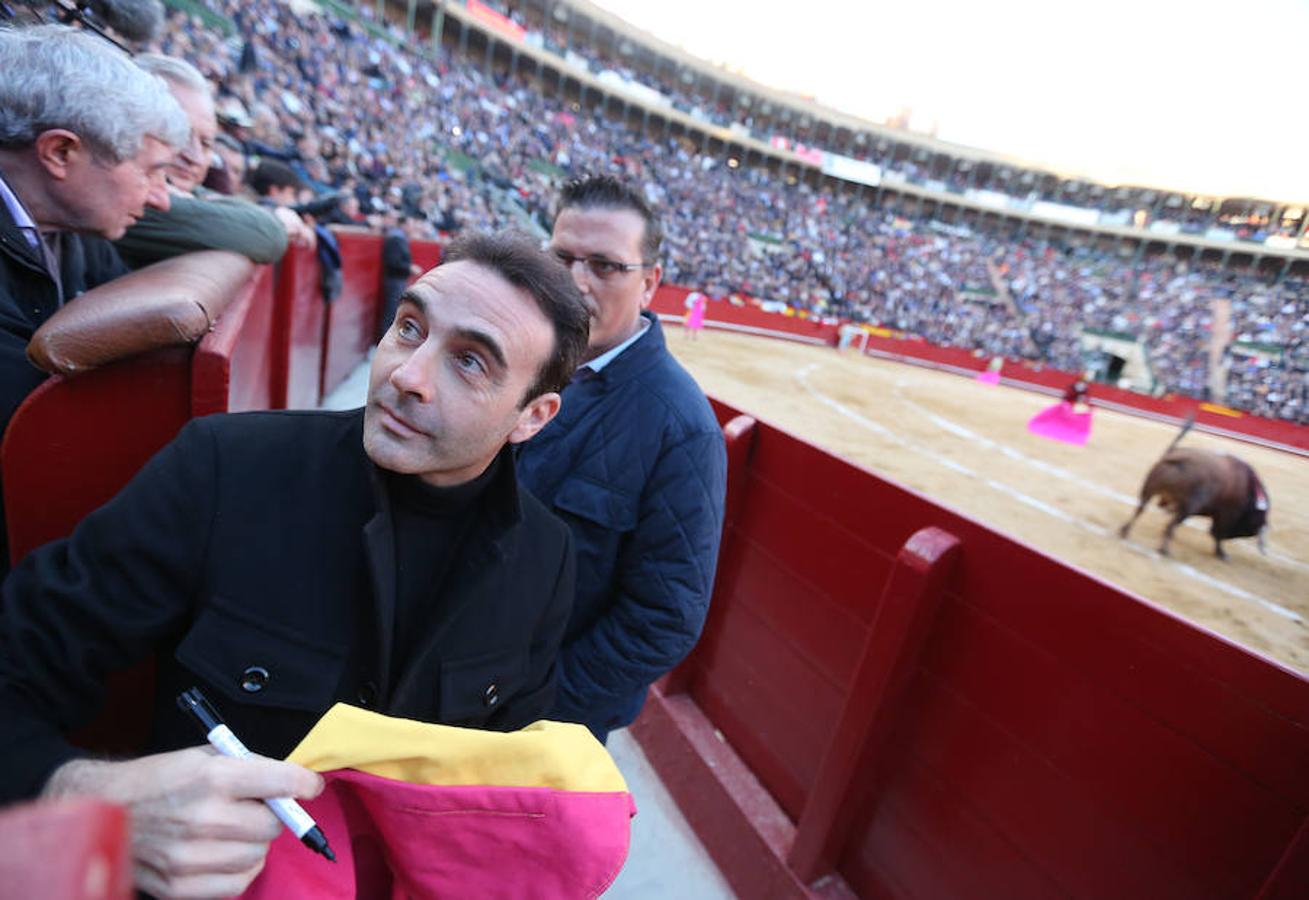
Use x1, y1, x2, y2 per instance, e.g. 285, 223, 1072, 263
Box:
580, 315, 651, 375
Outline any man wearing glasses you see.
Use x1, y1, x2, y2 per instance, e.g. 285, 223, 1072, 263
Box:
517, 175, 727, 742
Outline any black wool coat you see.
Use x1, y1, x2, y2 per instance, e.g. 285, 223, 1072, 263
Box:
0, 410, 575, 802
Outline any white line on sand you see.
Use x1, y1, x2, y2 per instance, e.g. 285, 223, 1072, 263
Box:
794, 364, 1303, 624
891, 380, 1309, 575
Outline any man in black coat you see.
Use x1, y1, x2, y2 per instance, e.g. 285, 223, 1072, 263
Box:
0, 231, 590, 899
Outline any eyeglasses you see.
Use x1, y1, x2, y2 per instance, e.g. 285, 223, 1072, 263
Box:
551, 249, 652, 280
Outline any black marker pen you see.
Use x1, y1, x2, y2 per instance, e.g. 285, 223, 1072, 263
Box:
177, 687, 336, 862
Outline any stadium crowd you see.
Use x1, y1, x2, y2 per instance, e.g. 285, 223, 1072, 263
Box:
30, 0, 1305, 423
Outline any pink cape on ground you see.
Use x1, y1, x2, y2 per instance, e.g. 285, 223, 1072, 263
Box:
1027, 401, 1092, 446
974, 370, 1001, 385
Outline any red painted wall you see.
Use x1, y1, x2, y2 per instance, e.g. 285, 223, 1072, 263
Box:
651, 286, 841, 346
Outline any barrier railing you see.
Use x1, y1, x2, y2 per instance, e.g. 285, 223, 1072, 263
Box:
634, 398, 1309, 899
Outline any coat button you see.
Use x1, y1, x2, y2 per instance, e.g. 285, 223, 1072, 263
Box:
483, 682, 499, 708
239, 666, 269, 693
357, 681, 378, 707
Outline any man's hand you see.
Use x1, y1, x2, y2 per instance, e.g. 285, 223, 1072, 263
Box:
43, 746, 324, 900
272, 206, 317, 250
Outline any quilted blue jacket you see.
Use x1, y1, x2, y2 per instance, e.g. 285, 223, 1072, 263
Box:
516, 314, 727, 736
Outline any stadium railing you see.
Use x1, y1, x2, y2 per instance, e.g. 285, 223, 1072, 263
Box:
633, 397, 1309, 899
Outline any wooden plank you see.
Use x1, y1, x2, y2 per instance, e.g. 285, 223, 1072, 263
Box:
889, 672, 1228, 898
694, 596, 842, 819
920, 599, 1302, 891
842, 757, 1065, 900
789, 527, 961, 883
726, 533, 873, 689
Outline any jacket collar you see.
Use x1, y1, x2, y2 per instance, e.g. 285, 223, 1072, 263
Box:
583, 311, 667, 386
0, 171, 50, 277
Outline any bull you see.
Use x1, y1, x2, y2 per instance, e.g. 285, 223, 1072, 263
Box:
1118, 417, 1270, 560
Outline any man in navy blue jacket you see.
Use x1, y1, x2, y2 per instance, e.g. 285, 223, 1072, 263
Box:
518, 175, 727, 741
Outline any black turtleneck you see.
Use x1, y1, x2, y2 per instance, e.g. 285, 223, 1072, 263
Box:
385, 453, 501, 675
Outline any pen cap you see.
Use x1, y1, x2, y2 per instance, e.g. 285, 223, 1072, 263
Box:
177, 686, 224, 733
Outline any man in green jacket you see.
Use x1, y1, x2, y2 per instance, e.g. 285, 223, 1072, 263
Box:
114, 55, 291, 268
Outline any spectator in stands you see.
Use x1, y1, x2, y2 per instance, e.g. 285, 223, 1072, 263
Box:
249, 158, 316, 249
140, 0, 1307, 422
377, 210, 423, 342
0, 25, 187, 572
516, 175, 727, 742
205, 132, 248, 195
0, 231, 590, 899
114, 54, 288, 268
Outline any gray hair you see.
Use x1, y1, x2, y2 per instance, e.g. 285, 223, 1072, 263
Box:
134, 53, 210, 96
0, 25, 189, 163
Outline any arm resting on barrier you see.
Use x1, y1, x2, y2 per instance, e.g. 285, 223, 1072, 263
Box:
115, 194, 289, 268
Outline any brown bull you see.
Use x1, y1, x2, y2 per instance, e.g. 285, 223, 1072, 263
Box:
1119, 430, 1270, 560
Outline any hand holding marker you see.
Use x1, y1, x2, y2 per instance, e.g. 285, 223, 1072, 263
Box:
177, 687, 336, 862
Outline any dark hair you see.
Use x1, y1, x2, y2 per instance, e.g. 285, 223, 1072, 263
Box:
250, 159, 305, 197
557, 174, 662, 264
442, 230, 590, 402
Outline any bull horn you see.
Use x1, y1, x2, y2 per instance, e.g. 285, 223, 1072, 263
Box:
1258, 525, 1268, 556
1165, 413, 1196, 454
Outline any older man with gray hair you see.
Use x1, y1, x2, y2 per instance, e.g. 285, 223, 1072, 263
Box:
0, 24, 188, 570
114, 54, 296, 268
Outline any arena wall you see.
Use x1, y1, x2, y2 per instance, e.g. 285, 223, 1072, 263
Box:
649, 287, 1309, 456
634, 400, 1309, 899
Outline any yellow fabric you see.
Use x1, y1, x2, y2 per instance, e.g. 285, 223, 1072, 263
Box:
285, 704, 628, 793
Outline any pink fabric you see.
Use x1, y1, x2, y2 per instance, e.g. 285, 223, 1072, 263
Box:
242, 770, 635, 899
1027, 401, 1092, 446
974, 370, 1001, 385
685, 296, 706, 330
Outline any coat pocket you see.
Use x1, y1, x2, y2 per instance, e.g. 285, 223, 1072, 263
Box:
438, 649, 529, 723
552, 476, 638, 531
175, 597, 346, 713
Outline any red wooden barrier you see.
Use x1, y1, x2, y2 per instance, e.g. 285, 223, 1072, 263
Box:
272, 243, 328, 409
788, 526, 962, 882
2, 350, 193, 563
0, 798, 131, 899
192, 264, 278, 416
634, 398, 1309, 899
651, 286, 841, 346
321, 229, 383, 398
411, 237, 443, 275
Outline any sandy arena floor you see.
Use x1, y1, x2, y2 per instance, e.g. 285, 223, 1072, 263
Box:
667, 327, 1309, 675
